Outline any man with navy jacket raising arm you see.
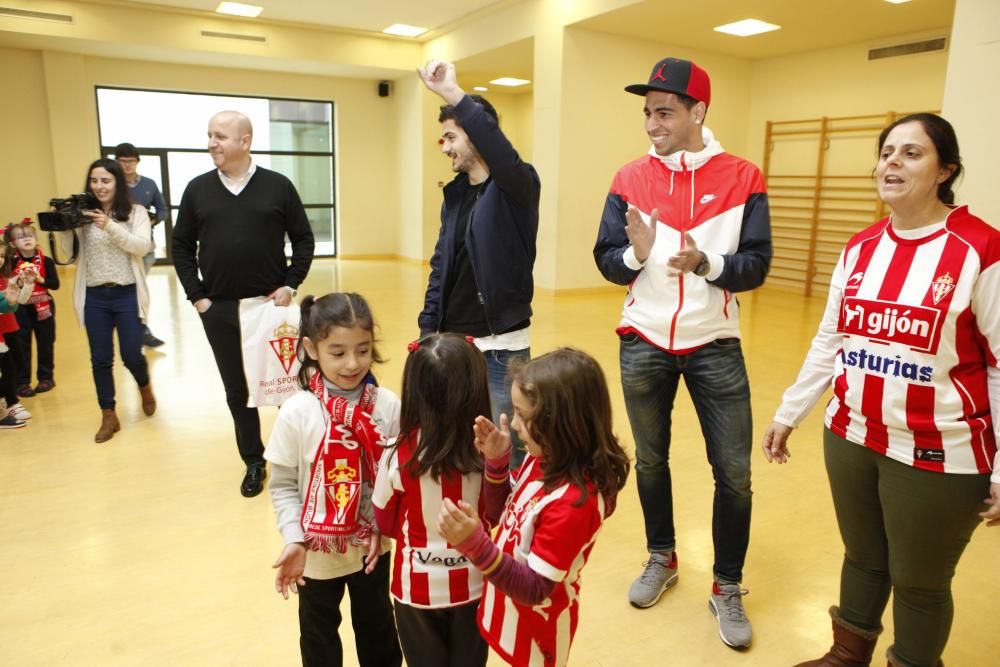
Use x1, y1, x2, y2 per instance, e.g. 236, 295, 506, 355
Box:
417, 60, 540, 470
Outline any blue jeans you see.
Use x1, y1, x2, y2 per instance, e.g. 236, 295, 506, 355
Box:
620, 333, 753, 583
84, 285, 149, 409
483, 347, 531, 470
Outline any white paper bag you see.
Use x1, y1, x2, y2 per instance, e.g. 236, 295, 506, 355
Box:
239, 297, 302, 407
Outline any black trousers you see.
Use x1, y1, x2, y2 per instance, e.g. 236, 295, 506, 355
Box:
15, 303, 55, 385
298, 556, 402, 667
0, 332, 26, 405
197, 299, 263, 466
394, 600, 488, 667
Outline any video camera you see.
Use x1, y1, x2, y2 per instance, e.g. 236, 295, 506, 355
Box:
38, 193, 100, 232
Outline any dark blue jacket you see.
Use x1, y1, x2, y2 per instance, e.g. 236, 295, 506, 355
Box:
418, 95, 540, 335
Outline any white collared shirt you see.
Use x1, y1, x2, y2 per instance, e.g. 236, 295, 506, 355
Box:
218, 158, 257, 195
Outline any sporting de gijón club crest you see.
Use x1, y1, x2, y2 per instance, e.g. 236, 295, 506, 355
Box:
930, 272, 955, 305
327, 459, 359, 525
269, 321, 299, 374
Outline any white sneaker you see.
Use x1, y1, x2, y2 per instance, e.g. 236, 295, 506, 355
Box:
0, 414, 25, 429
9, 403, 32, 420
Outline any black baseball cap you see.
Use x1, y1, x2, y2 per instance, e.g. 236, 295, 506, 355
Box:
625, 57, 711, 107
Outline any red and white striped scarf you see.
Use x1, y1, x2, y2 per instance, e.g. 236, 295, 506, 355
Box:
300, 371, 381, 553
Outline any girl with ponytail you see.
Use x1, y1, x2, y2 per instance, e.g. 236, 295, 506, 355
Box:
264, 292, 403, 666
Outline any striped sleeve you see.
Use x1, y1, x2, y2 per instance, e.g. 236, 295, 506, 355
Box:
774, 249, 847, 427
972, 261, 1000, 483
372, 446, 403, 536
526, 492, 602, 582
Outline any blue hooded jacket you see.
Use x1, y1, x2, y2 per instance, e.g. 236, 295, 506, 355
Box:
418, 95, 540, 335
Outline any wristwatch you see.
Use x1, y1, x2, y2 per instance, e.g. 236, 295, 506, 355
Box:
693, 252, 710, 277
282, 286, 298, 297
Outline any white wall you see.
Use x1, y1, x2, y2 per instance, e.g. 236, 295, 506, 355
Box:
942, 0, 1000, 225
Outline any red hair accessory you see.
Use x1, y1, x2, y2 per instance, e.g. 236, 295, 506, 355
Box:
465, 336, 475, 345
407, 340, 420, 353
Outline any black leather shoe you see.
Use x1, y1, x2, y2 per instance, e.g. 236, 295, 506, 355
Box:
240, 464, 267, 497
143, 330, 165, 348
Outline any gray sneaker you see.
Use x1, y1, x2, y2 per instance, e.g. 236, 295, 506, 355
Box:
627, 551, 678, 608
709, 581, 752, 648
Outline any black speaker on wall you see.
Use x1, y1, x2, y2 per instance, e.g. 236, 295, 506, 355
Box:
378, 81, 390, 97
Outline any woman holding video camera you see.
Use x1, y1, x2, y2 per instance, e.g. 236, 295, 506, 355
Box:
70, 158, 157, 443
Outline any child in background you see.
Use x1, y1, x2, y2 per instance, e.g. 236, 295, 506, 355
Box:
6, 221, 59, 396
0, 237, 33, 427
372, 333, 495, 667
438, 348, 632, 667
265, 292, 402, 667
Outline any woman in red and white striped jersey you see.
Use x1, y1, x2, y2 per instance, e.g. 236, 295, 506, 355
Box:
762, 113, 1000, 667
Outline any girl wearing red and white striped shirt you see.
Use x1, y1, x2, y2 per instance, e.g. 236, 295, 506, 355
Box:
762, 113, 1000, 667
372, 333, 496, 667
438, 348, 631, 667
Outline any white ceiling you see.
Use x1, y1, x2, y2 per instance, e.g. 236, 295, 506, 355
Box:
5, 0, 957, 87
575, 0, 956, 60
121, 0, 956, 58
123, 0, 506, 34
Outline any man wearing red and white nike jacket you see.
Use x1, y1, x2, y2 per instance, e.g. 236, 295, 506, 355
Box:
593, 57, 771, 649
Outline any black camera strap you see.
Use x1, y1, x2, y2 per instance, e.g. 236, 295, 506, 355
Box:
48, 231, 79, 266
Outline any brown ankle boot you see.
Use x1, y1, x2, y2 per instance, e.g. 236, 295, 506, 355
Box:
886, 646, 943, 667
139, 383, 156, 416
794, 606, 882, 667
95, 409, 120, 443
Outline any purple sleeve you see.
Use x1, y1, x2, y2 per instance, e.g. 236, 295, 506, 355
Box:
487, 551, 557, 606
455, 523, 555, 607
481, 451, 512, 528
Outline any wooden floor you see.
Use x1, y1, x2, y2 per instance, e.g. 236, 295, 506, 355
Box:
2, 258, 996, 666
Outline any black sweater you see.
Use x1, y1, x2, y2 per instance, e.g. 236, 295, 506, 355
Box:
172, 167, 315, 301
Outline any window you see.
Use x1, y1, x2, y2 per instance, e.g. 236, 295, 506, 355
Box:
96, 87, 336, 262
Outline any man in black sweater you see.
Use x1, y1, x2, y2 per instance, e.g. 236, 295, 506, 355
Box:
173, 110, 314, 498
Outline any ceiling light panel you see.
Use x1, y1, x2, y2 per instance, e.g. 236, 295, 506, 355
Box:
383, 24, 427, 37
489, 77, 530, 87
713, 19, 781, 37
216, 2, 263, 18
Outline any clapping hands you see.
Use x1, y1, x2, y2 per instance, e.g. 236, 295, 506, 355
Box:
473, 414, 513, 460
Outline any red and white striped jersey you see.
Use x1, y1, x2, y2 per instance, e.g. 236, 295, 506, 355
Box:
372, 432, 486, 608
478, 457, 605, 667
776, 206, 1000, 482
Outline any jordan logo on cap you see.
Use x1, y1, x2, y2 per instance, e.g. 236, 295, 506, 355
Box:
652, 63, 669, 82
